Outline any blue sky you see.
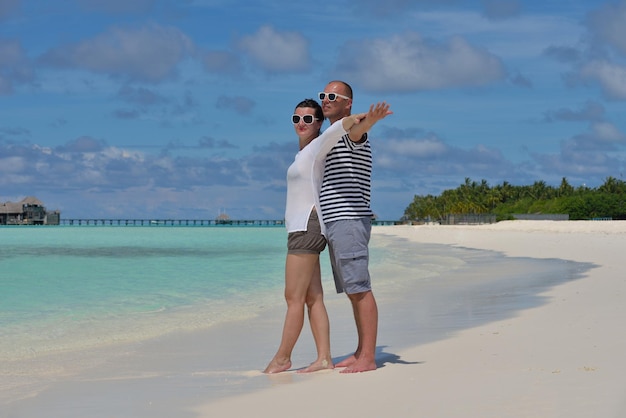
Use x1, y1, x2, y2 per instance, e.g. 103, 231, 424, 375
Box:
1, 0, 626, 220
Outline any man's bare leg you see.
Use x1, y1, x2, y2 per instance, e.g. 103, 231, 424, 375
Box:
339, 290, 378, 373
335, 299, 360, 368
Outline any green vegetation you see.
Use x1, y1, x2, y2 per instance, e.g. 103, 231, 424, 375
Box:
403, 176, 626, 222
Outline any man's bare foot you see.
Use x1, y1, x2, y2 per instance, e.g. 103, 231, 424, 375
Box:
263, 358, 291, 374
340, 358, 377, 373
297, 359, 334, 373
335, 354, 357, 368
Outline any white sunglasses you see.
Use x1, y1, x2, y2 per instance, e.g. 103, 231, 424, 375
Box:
291, 114, 320, 124
318, 92, 351, 101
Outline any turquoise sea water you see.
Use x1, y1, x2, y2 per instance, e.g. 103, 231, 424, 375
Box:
0, 226, 306, 361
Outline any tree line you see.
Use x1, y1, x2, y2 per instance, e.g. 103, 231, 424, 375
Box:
403, 176, 626, 222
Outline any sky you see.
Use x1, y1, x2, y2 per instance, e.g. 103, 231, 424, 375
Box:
1, 0, 626, 221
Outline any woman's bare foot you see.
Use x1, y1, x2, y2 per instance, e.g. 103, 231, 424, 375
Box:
297, 358, 334, 373
263, 358, 292, 374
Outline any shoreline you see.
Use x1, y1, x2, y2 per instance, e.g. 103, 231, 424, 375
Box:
5, 221, 626, 417
196, 221, 626, 418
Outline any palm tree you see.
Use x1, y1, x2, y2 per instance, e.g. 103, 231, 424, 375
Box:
558, 177, 574, 197
598, 176, 626, 194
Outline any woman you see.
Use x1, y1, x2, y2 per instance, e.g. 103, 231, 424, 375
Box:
263, 99, 367, 373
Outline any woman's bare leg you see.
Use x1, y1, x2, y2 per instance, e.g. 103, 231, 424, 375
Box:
298, 261, 334, 373
263, 253, 318, 373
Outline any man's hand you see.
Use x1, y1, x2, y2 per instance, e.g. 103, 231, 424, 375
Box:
347, 102, 392, 142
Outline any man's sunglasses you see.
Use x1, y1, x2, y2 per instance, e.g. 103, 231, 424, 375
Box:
291, 114, 320, 124
318, 92, 351, 102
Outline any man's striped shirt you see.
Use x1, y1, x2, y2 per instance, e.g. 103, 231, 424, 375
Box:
319, 133, 373, 223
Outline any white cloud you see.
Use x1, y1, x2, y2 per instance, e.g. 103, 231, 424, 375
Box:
587, 0, 626, 56
75, 0, 156, 14
481, 0, 522, 21
580, 60, 626, 100
0, 39, 23, 67
374, 128, 512, 181
411, 10, 585, 64
386, 137, 448, 157
237, 25, 311, 73
0, 0, 19, 20
543, 100, 605, 123
592, 121, 626, 143
349, 0, 459, 17
202, 50, 242, 75
216, 95, 256, 115
0, 137, 291, 211
335, 32, 505, 92
0, 156, 25, 172
0, 76, 11, 94
40, 24, 195, 82
0, 39, 34, 94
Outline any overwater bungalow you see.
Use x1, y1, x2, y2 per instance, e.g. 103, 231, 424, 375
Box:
0, 197, 60, 225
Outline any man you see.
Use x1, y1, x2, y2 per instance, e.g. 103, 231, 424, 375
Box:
318, 80, 390, 373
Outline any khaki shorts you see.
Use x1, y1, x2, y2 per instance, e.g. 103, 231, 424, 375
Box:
287, 210, 327, 254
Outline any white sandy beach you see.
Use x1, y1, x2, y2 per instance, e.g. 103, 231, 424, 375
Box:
5, 220, 625, 418
196, 221, 626, 418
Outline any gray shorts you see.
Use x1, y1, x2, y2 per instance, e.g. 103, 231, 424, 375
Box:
287, 210, 327, 254
326, 218, 371, 294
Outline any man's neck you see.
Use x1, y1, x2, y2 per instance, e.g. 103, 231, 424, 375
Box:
329, 112, 350, 125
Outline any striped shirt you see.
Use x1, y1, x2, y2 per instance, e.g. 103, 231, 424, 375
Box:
319, 133, 373, 223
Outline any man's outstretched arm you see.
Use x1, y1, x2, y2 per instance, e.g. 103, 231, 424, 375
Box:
347, 102, 392, 143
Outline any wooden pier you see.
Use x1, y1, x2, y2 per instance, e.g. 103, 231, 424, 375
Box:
59, 219, 285, 227
57, 219, 400, 227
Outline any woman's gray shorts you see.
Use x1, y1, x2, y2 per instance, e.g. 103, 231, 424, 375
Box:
326, 218, 371, 294
287, 210, 327, 254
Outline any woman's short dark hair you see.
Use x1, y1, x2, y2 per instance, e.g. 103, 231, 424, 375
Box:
295, 98, 324, 122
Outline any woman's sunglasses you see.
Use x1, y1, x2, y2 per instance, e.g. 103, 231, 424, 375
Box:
291, 114, 320, 124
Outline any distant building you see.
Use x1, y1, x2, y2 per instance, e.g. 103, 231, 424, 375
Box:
215, 211, 231, 225
0, 197, 61, 225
